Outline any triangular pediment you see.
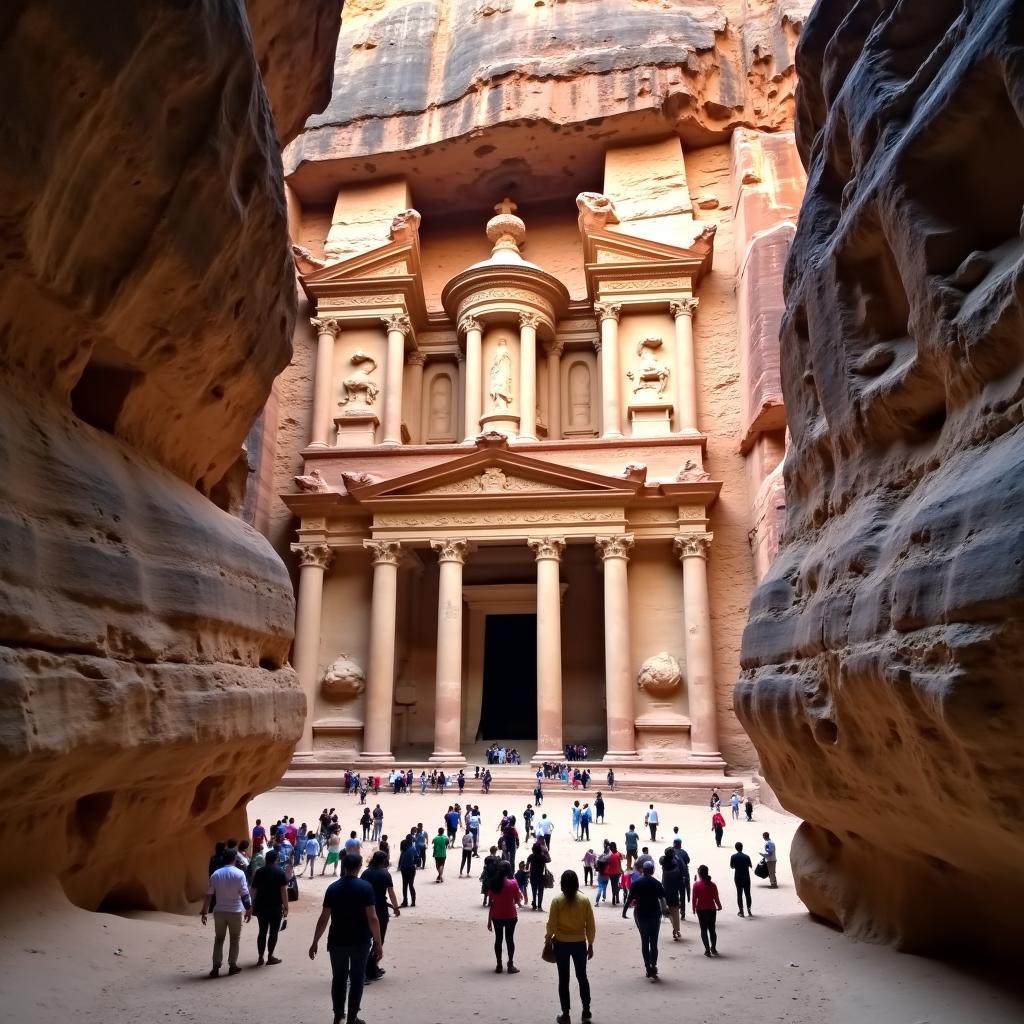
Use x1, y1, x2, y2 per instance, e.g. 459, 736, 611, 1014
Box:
583, 224, 715, 269
301, 238, 417, 286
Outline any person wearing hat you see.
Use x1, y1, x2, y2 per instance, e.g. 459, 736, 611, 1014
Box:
621, 860, 668, 979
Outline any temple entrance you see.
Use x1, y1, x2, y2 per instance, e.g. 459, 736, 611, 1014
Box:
477, 613, 537, 739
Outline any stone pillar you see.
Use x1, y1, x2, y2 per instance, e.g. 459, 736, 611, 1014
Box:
544, 340, 563, 440
310, 318, 340, 447
405, 350, 426, 444
380, 313, 411, 446
674, 533, 721, 760
529, 537, 566, 759
292, 543, 333, 750
670, 298, 700, 433
461, 316, 483, 442
456, 351, 466, 441
361, 540, 403, 760
518, 312, 540, 441
593, 336, 603, 435
595, 534, 637, 758
429, 539, 469, 761
595, 302, 623, 439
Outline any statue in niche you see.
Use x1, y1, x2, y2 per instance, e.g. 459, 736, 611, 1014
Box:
627, 337, 670, 398
429, 374, 453, 437
569, 361, 591, 426
489, 338, 513, 410
339, 351, 380, 409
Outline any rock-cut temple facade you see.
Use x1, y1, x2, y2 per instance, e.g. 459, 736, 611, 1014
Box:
255, 0, 810, 770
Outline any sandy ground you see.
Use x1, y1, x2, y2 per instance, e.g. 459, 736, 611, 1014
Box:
2, 786, 1021, 1024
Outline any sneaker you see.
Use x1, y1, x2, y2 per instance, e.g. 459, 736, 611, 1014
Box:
228, 965, 242, 976
507, 964, 520, 974
208, 967, 220, 978
711, 949, 719, 957
650, 966, 658, 977
267, 956, 282, 965
582, 1010, 593, 1022
738, 910, 745, 917
703, 950, 711, 958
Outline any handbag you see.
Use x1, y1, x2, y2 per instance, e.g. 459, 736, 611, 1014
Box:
754, 859, 769, 879
541, 938, 557, 964
543, 868, 555, 889
287, 875, 300, 902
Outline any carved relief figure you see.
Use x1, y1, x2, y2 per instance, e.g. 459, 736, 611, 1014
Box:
339, 351, 380, 408
321, 653, 366, 701
637, 652, 682, 697
489, 338, 513, 409
576, 192, 620, 232
627, 337, 670, 397
568, 361, 592, 426
294, 468, 330, 493
429, 374, 453, 438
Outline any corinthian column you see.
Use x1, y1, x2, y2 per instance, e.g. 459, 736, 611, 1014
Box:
544, 340, 564, 440
461, 316, 483, 442
292, 543, 333, 750
594, 302, 623, 439
380, 314, 411, 446
361, 540, 403, 760
310, 318, 340, 446
670, 298, 700, 433
674, 533, 720, 760
430, 539, 469, 762
595, 535, 637, 758
405, 350, 427, 444
519, 312, 540, 441
528, 537, 566, 760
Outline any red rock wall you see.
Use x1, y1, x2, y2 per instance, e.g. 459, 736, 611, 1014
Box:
736, 0, 1024, 961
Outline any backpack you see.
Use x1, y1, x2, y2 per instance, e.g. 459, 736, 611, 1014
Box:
595, 854, 609, 876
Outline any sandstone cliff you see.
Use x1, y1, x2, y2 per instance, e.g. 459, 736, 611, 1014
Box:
0, 0, 339, 912
736, 0, 1024, 961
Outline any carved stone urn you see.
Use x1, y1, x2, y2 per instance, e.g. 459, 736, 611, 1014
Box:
321, 654, 366, 701
637, 652, 682, 697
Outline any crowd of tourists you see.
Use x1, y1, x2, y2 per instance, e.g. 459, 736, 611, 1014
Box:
484, 744, 523, 764
200, 787, 778, 1024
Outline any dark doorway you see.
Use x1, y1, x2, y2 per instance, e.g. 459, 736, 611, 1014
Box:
478, 613, 537, 739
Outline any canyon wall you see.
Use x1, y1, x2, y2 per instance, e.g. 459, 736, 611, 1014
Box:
736, 0, 1024, 961
0, 0, 339, 912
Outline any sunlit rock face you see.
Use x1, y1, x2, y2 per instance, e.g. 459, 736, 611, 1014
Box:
736, 0, 1024, 961
0, 0, 339, 912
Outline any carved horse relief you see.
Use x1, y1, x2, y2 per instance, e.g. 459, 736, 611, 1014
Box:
339, 351, 380, 409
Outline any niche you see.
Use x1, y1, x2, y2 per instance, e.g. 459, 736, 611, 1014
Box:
562, 356, 597, 436
423, 366, 457, 443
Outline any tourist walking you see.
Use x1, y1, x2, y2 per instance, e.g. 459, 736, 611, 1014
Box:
309, 853, 384, 1024
604, 842, 623, 905
432, 827, 449, 882
487, 860, 525, 973
572, 801, 582, 841
361, 850, 400, 982
606, 768, 615, 790
445, 806, 460, 848
622, 860, 668, 979
544, 870, 595, 1024
397, 838, 417, 907
623, 825, 640, 869
671, 838, 690, 919
252, 849, 289, 965
360, 808, 372, 842
659, 846, 683, 940
459, 828, 475, 876
644, 804, 659, 842
594, 846, 610, 905
534, 783, 544, 806
414, 824, 428, 869
710, 789, 721, 812
323, 828, 343, 877
730, 841, 753, 916
468, 807, 482, 855
691, 864, 722, 957
580, 804, 592, 841
744, 797, 754, 821
761, 832, 778, 887
536, 813, 554, 849
526, 840, 550, 911
730, 791, 741, 820
201, 856, 252, 977
594, 793, 605, 823
582, 848, 596, 887
371, 804, 384, 842
304, 832, 321, 877
712, 809, 726, 847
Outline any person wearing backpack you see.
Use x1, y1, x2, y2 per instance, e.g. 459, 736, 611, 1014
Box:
526, 840, 550, 911
397, 837, 418, 908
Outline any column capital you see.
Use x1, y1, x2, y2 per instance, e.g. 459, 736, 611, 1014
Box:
528, 537, 566, 561
295, 542, 334, 570
456, 349, 466, 364
363, 539, 403, 565
544, 339, 565, 358
674, 532, 713, 559
310, 317, 341, 338
594, 301, 622, 323
670, 297, 700, 318
592, 337, 602, 353
430, 538, 470, 564
381, 313, 412, 336
406, 350, 428, 367
519, 311, 542, 330
459, 315, 482, 336
595, 534, 634, 561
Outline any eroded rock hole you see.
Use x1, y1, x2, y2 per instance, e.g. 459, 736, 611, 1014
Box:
70, 791, 115, 844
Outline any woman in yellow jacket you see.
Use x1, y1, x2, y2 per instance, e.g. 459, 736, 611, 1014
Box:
545, 870, 596, 1023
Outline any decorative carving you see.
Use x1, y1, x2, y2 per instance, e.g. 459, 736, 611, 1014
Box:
321, 654, 365, 701
676, 459, 711, 483
341, 470, 380, 489
292, 244, 327, 273
423, 469, 565, 495
389, 208, 421, 242
375, 509, 617, 528
576, 192, 620, 232
459, 315, 482, 336
381, 313, 412, 336
674, 533, 713, 560
637, 652, 682, 696
364, 539, 403, 565
431, 538, 469, 563
605, 277, 687, 292
297, 543, 333, 570
406, 350, 428, 367
339, 293, 403, 307
670, 297, 700, 318
595, 534, 635, 560
544, 340, 565, 358
488, 338, 513, 409
621, 463, 648, 483
294, 468, 331, 493
519, 311, 542, 330
486, 197, 527, 256
593, 302, 622, 323
475, 430, 509, 449
627, 337, 670, 397
528, 537, 566, 561
311, 317, 341, 337
339, 351, 380, 408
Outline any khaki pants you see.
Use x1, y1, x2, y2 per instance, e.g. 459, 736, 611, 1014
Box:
668, 905, 681, 936
213, 911, 242, 968
766, 859, 777, 887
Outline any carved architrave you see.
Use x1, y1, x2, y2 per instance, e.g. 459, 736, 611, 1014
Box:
595, 534, 635, 561
364, 539, 403, 565
422, 469, 565, 495
375, 509, 618, 528
674, 533, 713, 560
519, 311, 542, 330
430, 538, 470, 564
297, 543, 334, 570
593, 301, 622, 323
381, 313, 412, 336
459, 315, 482, 336
528, 537, 566, 561
670, 297, 700, 318
604, 277, 687, 293
311, 317, 341, 338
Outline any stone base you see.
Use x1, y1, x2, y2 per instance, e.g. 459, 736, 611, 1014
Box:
356, 750, 396, 764
479, 410, 519, 437
604, 749, 640, 760
334, 411, 379, 447
628, 401, 673, 438
310, 717, 364, 759
429, 751, 467, 764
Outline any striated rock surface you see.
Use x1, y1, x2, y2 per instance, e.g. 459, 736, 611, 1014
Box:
0, 1, 339, 911
736, 0, 1024, 961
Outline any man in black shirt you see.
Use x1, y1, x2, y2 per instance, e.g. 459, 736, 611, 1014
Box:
310, 854, 384, 1024
622, 862, 668, 979
730, 841, 753, 917
251, 849, 289, 965
360, 850, 400, 982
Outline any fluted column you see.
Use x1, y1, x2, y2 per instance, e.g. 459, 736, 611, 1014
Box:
670, 298, 700, 433
596, 534, 637, 758
594, 302, 623, 438
405, 350, 427, 444
461, 316, 483, 442
310, 318, 340, 446
593, 336, 603, 435
544, 340, 563, 440
529, 537, 566, 759
674, 533, 720, 759
429, 539, 469, 761
380, 314, 411, 446
361, 540, 403, 760
292, 543, 333, 750
518, 312, 540, 441
456, 351, 466, 440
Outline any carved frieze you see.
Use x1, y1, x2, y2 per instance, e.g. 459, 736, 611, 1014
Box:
604, 277, 687, 292
375, 509, 619, 528
422, 468, 565, 495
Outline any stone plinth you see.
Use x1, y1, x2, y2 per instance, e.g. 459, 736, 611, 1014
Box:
479, 411, 520, 438
628, 401, 673, 438
335, 412, 380, 448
